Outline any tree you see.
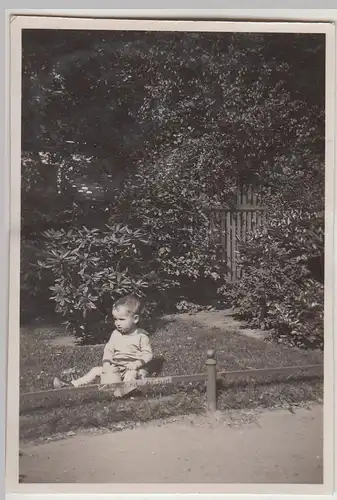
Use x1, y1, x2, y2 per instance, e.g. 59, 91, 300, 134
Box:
21, 31, 325, 333
22, 31, 324, 190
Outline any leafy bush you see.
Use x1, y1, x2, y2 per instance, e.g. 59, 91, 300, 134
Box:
36, 203, 225, 344
37, 224, 160, 343
219, 206, 324, 349
114, 144, 228, 304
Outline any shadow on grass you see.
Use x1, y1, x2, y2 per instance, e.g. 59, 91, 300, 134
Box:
146, 355, 165, 376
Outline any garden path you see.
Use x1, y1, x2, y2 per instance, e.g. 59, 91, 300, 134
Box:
20, 404, 323, 485
169, 309, 265, 339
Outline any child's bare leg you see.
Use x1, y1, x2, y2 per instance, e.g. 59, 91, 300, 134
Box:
113, 369, 137, 397
72, 366, 103, 387
115, 368, 148, 398
123, 370, 138, 382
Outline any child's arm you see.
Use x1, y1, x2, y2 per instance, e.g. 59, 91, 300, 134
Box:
138, 334, 153, 365
102, 334, 116, 366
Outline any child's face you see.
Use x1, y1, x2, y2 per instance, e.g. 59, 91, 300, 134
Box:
113, 306, 139, 334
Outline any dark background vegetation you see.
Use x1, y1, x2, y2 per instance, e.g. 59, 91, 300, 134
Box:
21, 30, 325, 348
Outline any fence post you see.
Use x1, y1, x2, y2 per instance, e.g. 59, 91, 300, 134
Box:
205, 349, 217, 413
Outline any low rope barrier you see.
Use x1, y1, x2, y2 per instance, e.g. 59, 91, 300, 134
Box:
20, 349, 323, 413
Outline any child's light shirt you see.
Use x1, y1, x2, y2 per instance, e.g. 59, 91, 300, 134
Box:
102, 328, 153, 368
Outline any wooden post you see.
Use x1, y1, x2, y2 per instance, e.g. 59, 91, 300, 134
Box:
205, 349, 217, 412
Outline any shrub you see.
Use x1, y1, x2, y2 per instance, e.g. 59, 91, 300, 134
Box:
114, 144, 228, 304
37, 224, 161, 344
219, 206, 324, 349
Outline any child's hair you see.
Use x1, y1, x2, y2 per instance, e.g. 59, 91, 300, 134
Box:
113, 295, 143, 316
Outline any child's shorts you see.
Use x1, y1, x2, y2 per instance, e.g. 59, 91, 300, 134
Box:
100, 364, 148, 385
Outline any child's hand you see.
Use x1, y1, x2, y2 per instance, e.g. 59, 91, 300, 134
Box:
126, 361, 141, 371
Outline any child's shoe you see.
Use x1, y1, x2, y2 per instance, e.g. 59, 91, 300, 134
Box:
53, 377, 70, 389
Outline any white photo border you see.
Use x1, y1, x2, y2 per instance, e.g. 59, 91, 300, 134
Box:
4, 9, 336, 500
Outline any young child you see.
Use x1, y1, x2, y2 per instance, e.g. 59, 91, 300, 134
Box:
53, 295, 153, 396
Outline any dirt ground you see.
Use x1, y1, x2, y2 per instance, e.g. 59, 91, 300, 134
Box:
172, 309, 266, 339
20, 404, 323, 484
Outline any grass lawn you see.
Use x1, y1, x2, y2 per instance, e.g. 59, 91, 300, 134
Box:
20, 315, 323, 441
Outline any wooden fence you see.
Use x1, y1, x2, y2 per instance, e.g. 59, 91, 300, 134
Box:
209, 186, 267, 281
20, 350, 323, 414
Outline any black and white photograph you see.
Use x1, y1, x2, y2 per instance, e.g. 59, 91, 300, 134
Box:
6, 16, 334, 493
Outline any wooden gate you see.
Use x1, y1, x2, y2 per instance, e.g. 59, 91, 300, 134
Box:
209, 186, 266, 281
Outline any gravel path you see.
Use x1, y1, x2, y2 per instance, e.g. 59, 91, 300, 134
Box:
20, 404, 323, 484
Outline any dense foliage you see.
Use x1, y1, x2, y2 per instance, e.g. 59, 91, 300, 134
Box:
21, 30, 325, 347
114, 142, 227, 300
36, 224, 158, 343
219, 210, 324, 349
218, 158, 324, 350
